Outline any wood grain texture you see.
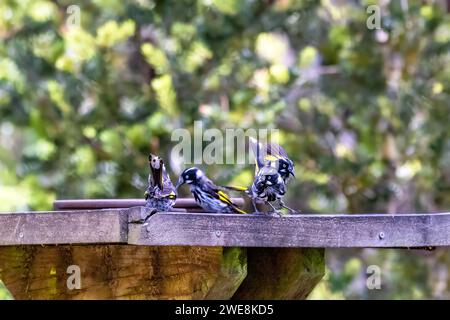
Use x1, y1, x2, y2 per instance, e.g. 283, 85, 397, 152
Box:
204, 247, 247, 299
232, 248, 325, 300
131, 211, 450, 248
0, 209, 128, 246
0, 245, 247, 300
2, 207, 450, 247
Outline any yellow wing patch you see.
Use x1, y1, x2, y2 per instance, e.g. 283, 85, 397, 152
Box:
217, 190, 233, 205
264, 154, 279, 162
217, 190, 247, 214
227, 185, 248, 191
254, 155, 282, 174
168, 191, 176, 200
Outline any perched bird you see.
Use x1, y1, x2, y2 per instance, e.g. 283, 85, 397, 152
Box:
249, 163, 288, 214
176, 167, 246, 214
223, 137, 298, 215
249, 136, 295, 184
224, 162, 293, 215
145, 154, 177, 212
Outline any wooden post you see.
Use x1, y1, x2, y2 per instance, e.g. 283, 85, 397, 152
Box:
0, 245, 323, 300
0, 245, 247, 300
233, 248, 325, 300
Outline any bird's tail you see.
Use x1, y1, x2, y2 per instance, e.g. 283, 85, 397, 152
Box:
233, 206, 247, 215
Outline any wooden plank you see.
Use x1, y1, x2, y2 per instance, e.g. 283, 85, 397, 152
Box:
2, 207, 450, 247
130, 211, 450, 248
53, 198, 245, 210
0, 209, 128, 246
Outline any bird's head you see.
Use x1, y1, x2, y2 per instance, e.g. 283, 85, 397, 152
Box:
264, 172, 282, 186
277, 158, 295, 179
259, 165, 281, 186
149, 154, 163, 170
149, 154, 164, 189
176, 167, 203, 189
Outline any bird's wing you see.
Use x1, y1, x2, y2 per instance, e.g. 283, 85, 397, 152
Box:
160, 166, 177, 198
266, 142, 289, 159
216, 190, 234, 206
249, 137, 265, 172
160, 186, 177, 199
162, 166, 171, 182
249, 137, 289, 176
215, 190, 247, 214
204, 180, 247, 214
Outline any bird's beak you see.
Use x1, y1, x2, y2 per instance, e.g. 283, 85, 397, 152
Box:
289, 170, 296, 178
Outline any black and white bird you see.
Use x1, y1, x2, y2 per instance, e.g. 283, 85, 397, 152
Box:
248, 162, 289, 213
249, 136, 295, 184
176, 167, 246, 214
223, 137, 298, 215
145, 154, 177, 212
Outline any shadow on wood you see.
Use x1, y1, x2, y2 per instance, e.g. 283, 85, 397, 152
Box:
0, 245, 246, 300
232, 248, 325, 300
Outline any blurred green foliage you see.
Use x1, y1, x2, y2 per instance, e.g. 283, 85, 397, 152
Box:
0, 280, 13, 300
0, 0, 450, 299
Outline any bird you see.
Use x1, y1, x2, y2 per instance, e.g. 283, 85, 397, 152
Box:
176, 167, 246, 214
224, 162, 294, 215
223, 137, 298, 215
144, 154, 177, 212
249, 163, 288, 214
248, 136, 295, 184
